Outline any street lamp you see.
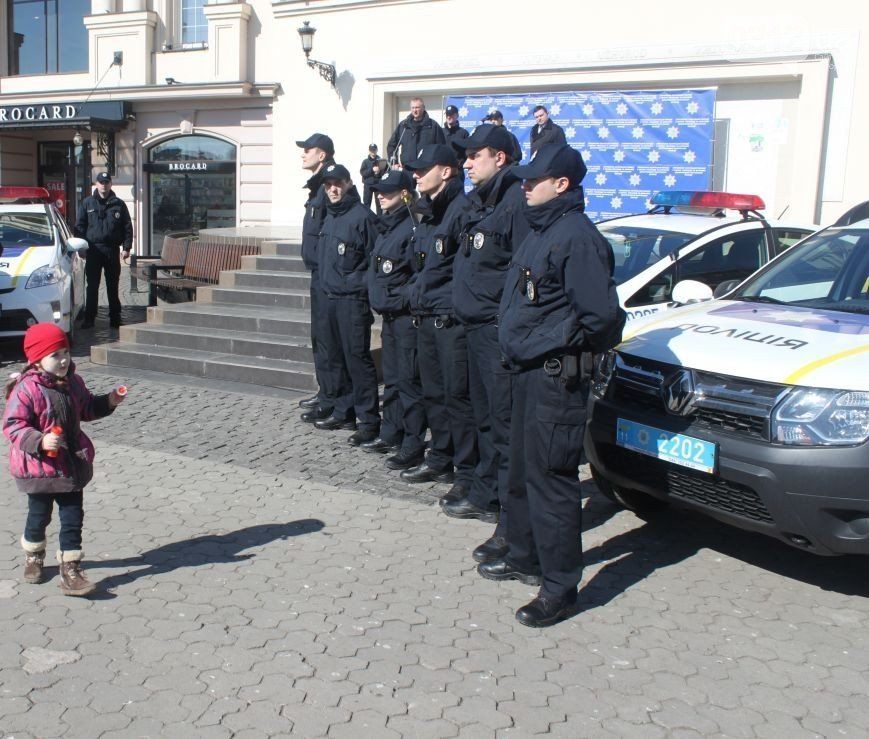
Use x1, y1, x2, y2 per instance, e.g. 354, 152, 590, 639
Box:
297, 21, 336, 87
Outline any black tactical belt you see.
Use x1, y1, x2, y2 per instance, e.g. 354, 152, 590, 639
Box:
434, 314, 455, 329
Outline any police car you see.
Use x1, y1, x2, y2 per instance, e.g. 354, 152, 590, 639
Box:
585, 201, 869, 555
597, 190, 815, 321
0, 187, 88, 342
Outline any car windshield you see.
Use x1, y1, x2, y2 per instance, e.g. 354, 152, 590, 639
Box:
598, 224, 694, 284
731, 226, 869, 315
0, 213, 53, 247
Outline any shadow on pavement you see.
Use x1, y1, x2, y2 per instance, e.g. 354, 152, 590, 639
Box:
89, 519, 325, 597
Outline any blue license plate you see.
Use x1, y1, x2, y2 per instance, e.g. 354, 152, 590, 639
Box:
616, 418, 716, 474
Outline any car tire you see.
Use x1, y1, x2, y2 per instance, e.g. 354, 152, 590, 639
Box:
590, 464, 667, 513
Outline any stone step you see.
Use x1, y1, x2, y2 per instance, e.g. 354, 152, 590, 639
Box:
261, 241, 301, 257
197, 285, 310, 310
219, 270, 311, 290
90, 342, 318, 391
148, 303, 315, 337
241, 254, 307, 273
119, 323, 314, 362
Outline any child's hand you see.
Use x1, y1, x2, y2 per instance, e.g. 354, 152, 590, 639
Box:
109, 385, 128, 408
41, 430, 62, 453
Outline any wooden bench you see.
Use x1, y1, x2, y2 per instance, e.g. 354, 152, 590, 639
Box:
129, 235, 193, 306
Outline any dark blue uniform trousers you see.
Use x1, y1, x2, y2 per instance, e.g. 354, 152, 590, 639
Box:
380, 314, 426, 453
324, 296, 380, 431
310, 272, 349, 411
466, 322, 513, 534
416, 316, 476, 483
505, 367, 586, 599
84, 246, 121, 321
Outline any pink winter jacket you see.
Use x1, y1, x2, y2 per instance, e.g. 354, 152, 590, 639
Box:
3, 366, 114, 493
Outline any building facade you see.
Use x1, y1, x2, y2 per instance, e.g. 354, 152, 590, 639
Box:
0, 0, 866, 253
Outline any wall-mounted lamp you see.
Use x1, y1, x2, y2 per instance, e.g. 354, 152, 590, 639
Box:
73, 131, 84, 146
297, 21, 336, 87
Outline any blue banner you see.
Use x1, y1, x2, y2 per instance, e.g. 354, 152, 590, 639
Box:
445, 89, 716, 221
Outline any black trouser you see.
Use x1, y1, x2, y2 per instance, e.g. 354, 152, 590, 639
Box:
380, 314, 426, 451
24, 491, 84, 551
466, 322, 513, 532
310, 271, 347, 411
363, 187, 382, 215
416, 316, 476, 483
505, 367, 587, 600
324, 296, 380, 431
84, 245, 121, 321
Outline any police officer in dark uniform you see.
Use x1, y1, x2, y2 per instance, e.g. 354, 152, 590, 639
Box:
482, 111, 523, 163
443, 124, 530, 549
74, 171, 132, 328
360, 169, 426, 465
443, 105, 469, 176
479, 144, 625, 628
359, 144, 385, 214
314, 163, 381, 444
401, 145, 475, 493
296, 133, 349, 421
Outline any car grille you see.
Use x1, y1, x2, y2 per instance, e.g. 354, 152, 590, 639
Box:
610, 353, 787, 441
600, 444, 774, 524
0, 309, 36, 332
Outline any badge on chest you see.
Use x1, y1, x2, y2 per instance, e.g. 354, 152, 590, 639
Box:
337, 242, 346, 255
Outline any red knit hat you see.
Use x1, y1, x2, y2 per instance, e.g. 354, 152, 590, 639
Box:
23, 323, 70, 365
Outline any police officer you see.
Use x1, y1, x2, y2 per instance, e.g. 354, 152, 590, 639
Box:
479, 144, 625, 628
401, 145, 474, 494
314, 163, 381, 445
444, 124, 530, 551
296, 133, 349, 421
360, 169, 426, 466
443, 104, 469, 174
481, 111, 522, 163
359, 144, 385, 214
74, 172, 132, 328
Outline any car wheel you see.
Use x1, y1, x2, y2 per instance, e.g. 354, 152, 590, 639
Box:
590, 464, 667, 513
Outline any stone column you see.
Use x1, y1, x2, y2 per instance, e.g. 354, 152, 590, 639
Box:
202, 3, 252, 82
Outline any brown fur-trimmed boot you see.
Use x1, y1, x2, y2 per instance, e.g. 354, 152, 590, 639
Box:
57, 550, 95, 596
22, 537, 46, 584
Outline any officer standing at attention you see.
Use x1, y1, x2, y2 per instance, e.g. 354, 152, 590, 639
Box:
314, 164, 381, 445
480, 144, 625, 628
444, 124, 530, 552
74, 172, 132, 329
296, 133, 348, 422
401, 145, 474, 495
359, 144, 385, 214
360, 169, 426, 464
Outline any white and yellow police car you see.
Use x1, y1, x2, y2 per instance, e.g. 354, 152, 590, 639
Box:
585, 201, 869, 555
0, 187, 88, 343
597, 190, 816, 321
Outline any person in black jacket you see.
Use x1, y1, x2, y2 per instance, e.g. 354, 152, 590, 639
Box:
360, 169, 426, 465
443, 104, 470, 177
482, 110, 523, 163
313, 164, 381, 445
359, 144, 385, 214
386, 98, 446, 169
480, 144, 625, 628
444, 124, 530, 552
529, 105, 567, 155
74, 172, 132, 328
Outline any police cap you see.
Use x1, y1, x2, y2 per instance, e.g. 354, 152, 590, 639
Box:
513, 144, 588, 187
481, 109, 504, 122
295, 132, 335, 157
452, 123, 513, 154
95, 171, 112, 183
321, 163, 352, 182
445, 104, 459, 116
370, 169, 415, 193
404, 144, 458, 170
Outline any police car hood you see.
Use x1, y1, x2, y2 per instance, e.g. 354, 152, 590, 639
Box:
617, 300, 869, 391
0, 244, 55, 289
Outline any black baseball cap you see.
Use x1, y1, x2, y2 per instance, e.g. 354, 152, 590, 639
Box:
371, 169, 415, 193
95, 171, 112, 183
453, 124, 513, 154
296, 133, 335, 157
320, 163, 352, 182
482, 110, 504, 122
445, 105, 459, 116
368, 143, 378, 151
513, 144, 588, 187
404, 144, 458, 170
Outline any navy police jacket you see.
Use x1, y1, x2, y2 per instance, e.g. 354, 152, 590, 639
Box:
318, 187, 378, 299
408, 177, 469, 316
300, 162, 332, 271
367, 207, 416, 315
452, 168, 529, 326
74, 190, 133, 249
498, 189, 625, 368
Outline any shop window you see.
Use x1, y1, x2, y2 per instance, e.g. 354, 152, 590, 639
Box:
8, 0, 89, 75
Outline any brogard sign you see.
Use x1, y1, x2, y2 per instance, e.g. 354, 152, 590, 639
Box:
0, 104, 77, 123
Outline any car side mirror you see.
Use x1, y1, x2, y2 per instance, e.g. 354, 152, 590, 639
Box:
713, 278, 742, 299
671, 279, 714, 306
66, 237, 89, 253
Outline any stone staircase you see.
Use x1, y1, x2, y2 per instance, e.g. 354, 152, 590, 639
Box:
90, 241, 324, 391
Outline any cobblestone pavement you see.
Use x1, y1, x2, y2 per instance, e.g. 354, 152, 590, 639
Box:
1, 277, 868, 737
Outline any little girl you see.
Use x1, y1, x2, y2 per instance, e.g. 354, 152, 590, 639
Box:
3, 323, 125, 596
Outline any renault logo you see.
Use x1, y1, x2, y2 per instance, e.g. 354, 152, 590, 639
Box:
662, 369, 696, 416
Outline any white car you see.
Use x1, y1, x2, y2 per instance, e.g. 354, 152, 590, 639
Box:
596, 190, 816, 321
0, 187, 88, 343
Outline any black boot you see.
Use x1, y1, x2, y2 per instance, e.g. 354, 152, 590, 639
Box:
477, 558, 542, 586
472, 535, 509, 563
441, 498, 499, 522
439, 483, 467, 505
385, 449, 425, 471
348, 429, 379, 446
298, 395, 320, 409
400, 462, 454, 484
515, 593, 577, 628
301, 407, 332, 423
359, 437, 401, 454
315, 415, 357, 431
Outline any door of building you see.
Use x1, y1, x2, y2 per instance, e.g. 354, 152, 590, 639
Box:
37, 140, 90, 227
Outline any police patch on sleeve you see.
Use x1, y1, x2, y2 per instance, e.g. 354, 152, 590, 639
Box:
473, 232, 485, 250
382, 259, 393, 274
114, 212, 120, 219
435, 238, 444, 254
337, 242, 346, 255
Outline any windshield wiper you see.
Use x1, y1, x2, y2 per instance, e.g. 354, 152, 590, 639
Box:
729, 294, 788, 305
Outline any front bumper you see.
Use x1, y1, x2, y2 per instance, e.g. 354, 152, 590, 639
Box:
585, 393, 869, 555
0, 286, 68, 337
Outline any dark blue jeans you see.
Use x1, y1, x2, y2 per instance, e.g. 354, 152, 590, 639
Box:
25, 492, 84, 551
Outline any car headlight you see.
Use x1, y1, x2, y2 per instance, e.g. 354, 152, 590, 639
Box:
25, 265, 61, 289
591, 350, 617, 399
772, 388, 869, 446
